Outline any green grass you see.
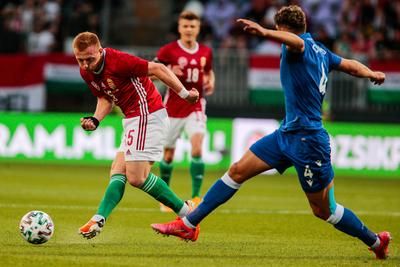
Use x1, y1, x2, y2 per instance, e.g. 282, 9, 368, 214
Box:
0, 162, 399, 267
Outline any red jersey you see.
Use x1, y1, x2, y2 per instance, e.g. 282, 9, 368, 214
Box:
156, 40, 213, 118
80, 48, 164, 118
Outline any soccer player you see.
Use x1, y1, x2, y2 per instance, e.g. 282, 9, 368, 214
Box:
73, 31, 199, 239
151, 5, 391, 259
155, 10, 215, 211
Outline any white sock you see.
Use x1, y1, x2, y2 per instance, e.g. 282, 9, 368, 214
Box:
178, 202, 190, 217
92, 214, 105, 222
183, 217, 196, 229
370, 234, 381, 249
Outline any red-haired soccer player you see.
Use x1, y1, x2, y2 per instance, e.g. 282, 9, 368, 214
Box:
73, 31, 199, 239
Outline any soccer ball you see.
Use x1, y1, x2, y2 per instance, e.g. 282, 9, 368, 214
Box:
19, 211, 54, 244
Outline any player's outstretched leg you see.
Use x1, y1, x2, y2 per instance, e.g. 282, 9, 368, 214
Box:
151, 173, 241, 241
140, 172, 192, 217
315, 186, 391, 259
79, 173, 127, 239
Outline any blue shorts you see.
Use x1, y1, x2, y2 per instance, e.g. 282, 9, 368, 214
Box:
250, 128, 334, 193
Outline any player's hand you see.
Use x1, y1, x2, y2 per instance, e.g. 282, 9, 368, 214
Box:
185, 88, 199, 104
370, 71, 385, 85
171, 65, 184, 76
204, 79, 215, 96
80, 116, 99, 131
237, 18, 266, 36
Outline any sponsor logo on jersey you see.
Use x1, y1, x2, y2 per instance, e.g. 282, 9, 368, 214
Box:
190, 59, 197, 65
107, 78, 117, 90
178, 57, 188, 68
91, 81, 100, 91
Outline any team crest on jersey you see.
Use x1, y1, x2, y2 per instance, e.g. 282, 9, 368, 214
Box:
178, 57, 188, 68
107, 78, 117, 90
200, 56, 207, 68
190, 59, 197, 65
91, 81, 100, 91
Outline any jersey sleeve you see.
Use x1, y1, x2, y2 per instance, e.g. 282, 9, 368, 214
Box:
327, 49, 342, 71
116, 52, 149, 77
155, 46, 170, 65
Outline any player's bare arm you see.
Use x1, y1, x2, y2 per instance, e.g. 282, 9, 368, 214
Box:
338, 59, 385, 85
204, 70, 215, 96
147, 61, 199, 103
80, 97, 113, 131
237, 19, 304, 53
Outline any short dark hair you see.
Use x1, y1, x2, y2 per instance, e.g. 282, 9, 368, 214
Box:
274, 5, 306, 33
179, 10, 200, 21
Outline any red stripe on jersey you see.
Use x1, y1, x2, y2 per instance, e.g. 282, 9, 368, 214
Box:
131, 78, 149, 150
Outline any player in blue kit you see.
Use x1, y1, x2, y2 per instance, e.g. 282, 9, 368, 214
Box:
151, 5, 391, 259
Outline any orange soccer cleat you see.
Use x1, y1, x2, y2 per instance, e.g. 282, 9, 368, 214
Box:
151, 217, 200, 242
78, 217, 105, 239
369, 231, 391, 259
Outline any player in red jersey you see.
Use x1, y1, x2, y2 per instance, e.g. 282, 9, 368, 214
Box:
155, 11, 215, 211
72, 31, 199, 239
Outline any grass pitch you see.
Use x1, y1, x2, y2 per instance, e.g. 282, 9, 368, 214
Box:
0, 162, 399, 267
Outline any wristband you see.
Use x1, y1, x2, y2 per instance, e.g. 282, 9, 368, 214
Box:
178, 88, 189, 99
83, 116, 100, 129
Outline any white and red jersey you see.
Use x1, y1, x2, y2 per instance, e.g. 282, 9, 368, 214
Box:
156, 40, 213, 118
80, 48, 164, 118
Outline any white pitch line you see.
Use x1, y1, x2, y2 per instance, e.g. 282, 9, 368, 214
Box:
1, 203, 400, 217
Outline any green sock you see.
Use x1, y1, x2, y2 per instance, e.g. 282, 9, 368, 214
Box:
140, 172, 184, 213
190, 156, 204, 198
159, 160, 173, 185
97, 174, 127, 219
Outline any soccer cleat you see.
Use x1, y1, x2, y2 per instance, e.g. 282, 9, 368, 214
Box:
151, 217, 200, 242
159, 202, 173, 213
369, 231, 391, 259
78, 217, 105, 239
191, 196, 202, 208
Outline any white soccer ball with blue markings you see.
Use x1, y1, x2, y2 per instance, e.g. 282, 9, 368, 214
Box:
19, 211, 54, 244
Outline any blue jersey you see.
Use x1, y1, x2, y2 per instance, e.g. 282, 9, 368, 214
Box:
280, 33, 342, 132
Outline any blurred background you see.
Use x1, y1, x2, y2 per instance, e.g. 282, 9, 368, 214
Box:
0, 0, 399, 176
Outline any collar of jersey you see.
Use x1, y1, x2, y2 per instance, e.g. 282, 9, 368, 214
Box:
93, 49, 106, 75
177, 40, 199, 54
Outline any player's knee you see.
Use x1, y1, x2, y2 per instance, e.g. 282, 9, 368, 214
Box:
311, 206, 331, 220
110, 162, 125, 176
190, 143, 202, 157
126, 175, 146, 188
163, 149, 175, 163
163, 155, 173, 164
228, 162, 245, 183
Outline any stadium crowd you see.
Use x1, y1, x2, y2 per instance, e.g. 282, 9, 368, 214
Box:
1, 0, 399, 60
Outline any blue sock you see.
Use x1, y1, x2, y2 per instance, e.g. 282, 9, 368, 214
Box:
327, 187, 377, 247
186, 173, 241, 226
334, 207, 377, 247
